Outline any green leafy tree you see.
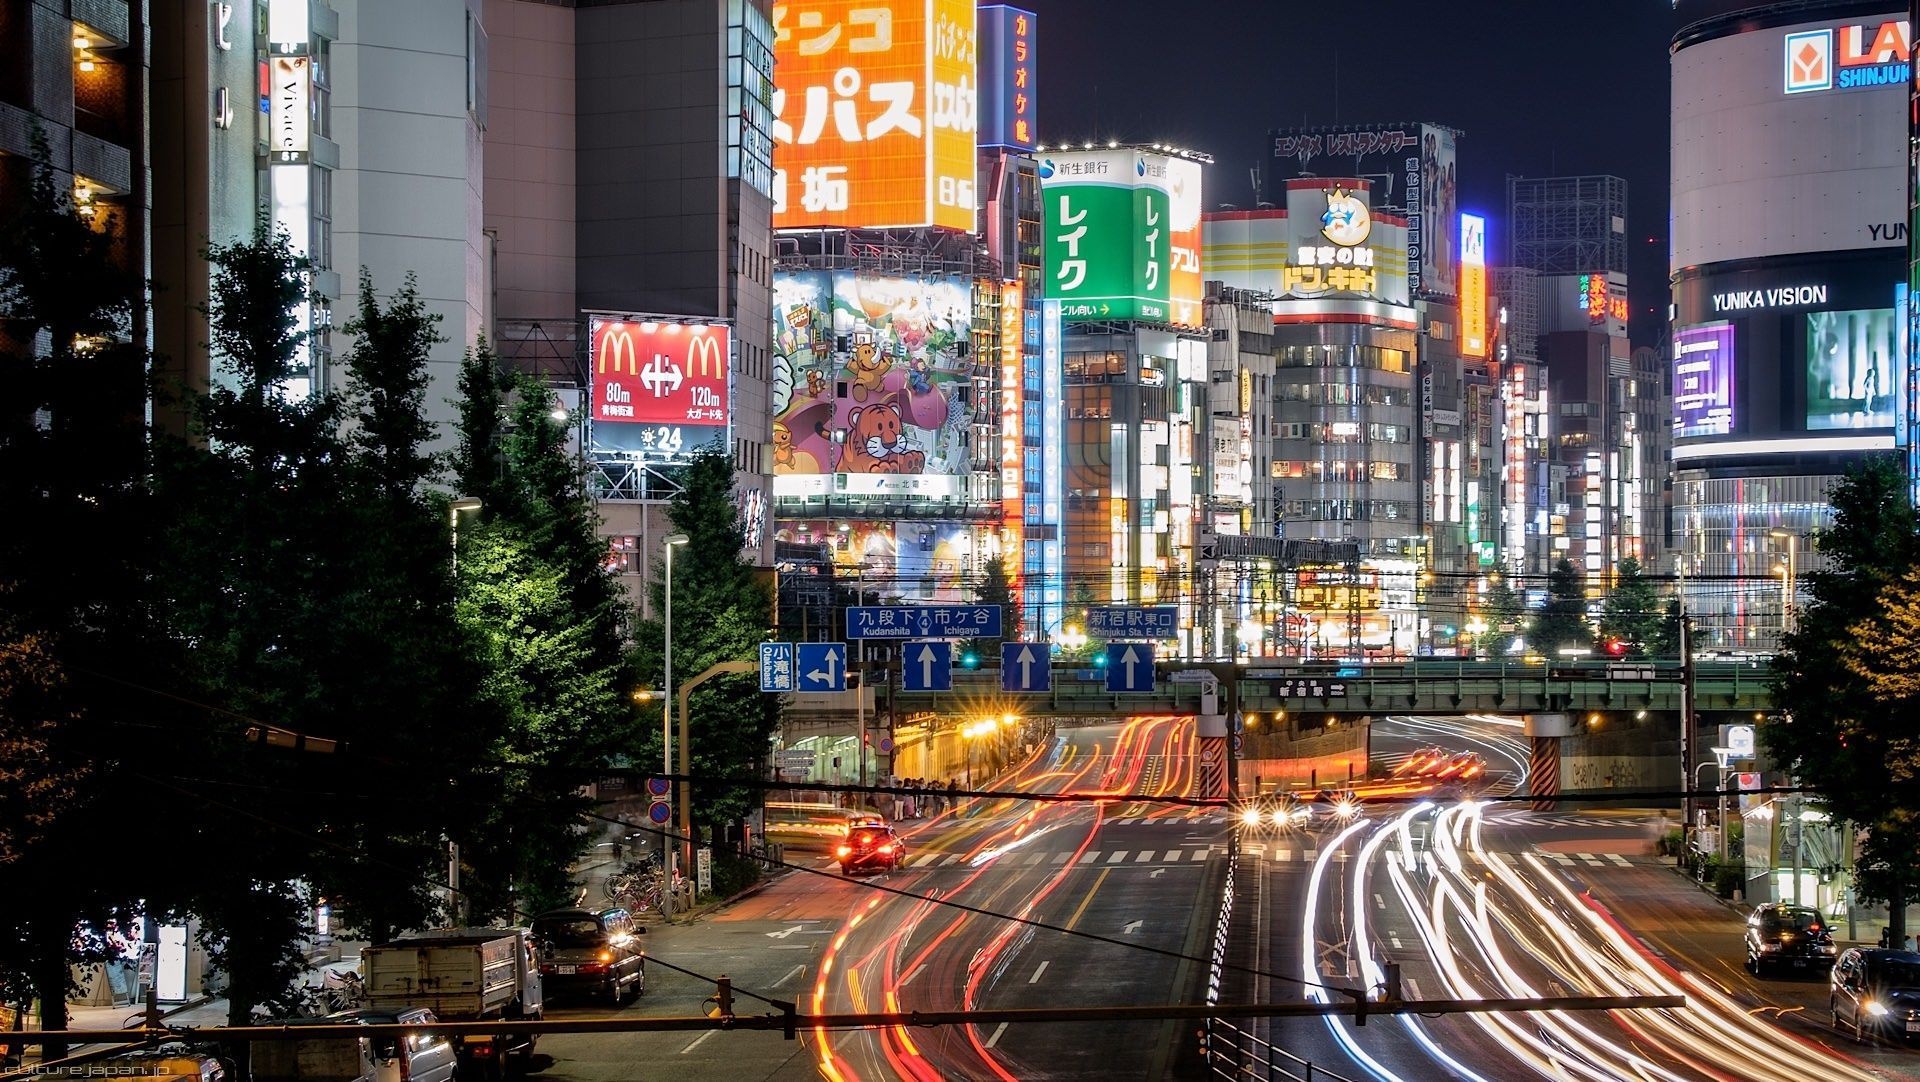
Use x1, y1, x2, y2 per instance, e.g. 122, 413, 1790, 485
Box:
631, 448, 780, 838
1528, 558, 1591, 657
0, 132, 162, 1053
450, 336, 506, 509
1474, 574, 1524, 658
454, 372, 635, 918
306, 274, 500, 943
963, 555, 1019, 662
1598, 556, 1664, 658
153, 227, 342, 1027
1768, 457, 1920, 941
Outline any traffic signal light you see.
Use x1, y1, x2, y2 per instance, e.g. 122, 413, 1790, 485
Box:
1602, 638, 1628, 658
961, 650, 979, 669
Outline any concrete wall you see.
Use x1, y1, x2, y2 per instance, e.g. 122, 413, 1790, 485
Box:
331, 0, 488, 449
1238, 723, 1370, 793
1556, 714, 1680, 797
482, 0, 574, 320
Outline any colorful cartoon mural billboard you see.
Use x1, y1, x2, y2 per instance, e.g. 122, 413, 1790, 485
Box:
771, 272, 973, 489
774, 520, 985, 603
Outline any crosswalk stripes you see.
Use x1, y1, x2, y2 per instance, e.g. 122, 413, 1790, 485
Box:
1110, 817, 1228, 826
1486, 814, 1655, 829
1539, 851, 1638, 867
880, 847, 1219, 868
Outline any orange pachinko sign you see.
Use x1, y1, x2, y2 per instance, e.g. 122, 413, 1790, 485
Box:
772, 0, 977, 232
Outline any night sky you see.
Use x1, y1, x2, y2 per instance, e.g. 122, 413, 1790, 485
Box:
1024, 0, 1676, 344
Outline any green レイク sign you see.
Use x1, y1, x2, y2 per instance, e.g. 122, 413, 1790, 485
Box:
1042, 151, 1172, 323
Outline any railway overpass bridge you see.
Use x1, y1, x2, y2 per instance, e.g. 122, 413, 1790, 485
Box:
880, 659, 1776, 722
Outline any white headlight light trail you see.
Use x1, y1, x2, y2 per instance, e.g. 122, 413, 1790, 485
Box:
1300, 817, 1405, 1082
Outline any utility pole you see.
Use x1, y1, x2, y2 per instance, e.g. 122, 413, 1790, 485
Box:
1679, 610, 1696, 865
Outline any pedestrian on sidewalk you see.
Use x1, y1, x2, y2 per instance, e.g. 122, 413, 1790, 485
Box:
103, 920, 135, 1007
948, 777, 961, 812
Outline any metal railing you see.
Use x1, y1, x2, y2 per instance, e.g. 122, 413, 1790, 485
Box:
1203, 1018, 1359, 1082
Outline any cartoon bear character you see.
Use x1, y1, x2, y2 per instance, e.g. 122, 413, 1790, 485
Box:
840, 402, 925, 474
806, 366, 829, 399
848, 333, 892, 403
772, 421, 795, 469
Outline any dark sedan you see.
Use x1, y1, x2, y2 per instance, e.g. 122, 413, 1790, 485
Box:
1744, 903, 1837, 976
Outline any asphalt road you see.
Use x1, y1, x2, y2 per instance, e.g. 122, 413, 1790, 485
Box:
1218, 714, 1920, 1081
526, 717, 1223, 1082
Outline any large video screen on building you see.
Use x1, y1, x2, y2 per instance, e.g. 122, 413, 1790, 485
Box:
588, 319, 731, 459
770, 271, 972, 495
1807, 307, 1897, 430
1672, 321, 1736, 438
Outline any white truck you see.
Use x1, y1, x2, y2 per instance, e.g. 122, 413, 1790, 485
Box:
360, 928, 543, 1081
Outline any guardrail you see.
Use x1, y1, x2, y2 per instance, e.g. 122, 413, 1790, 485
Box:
1203, 1017, 1359, 1082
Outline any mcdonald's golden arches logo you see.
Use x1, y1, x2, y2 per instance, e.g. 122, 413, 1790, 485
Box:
597, 323, 640, 375
687, 331, 724, 380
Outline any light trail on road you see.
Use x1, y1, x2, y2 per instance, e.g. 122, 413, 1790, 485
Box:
1293, 800, 1887, 1082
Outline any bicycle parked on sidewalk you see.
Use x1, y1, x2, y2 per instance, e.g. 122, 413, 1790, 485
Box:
603, 861, 683, 915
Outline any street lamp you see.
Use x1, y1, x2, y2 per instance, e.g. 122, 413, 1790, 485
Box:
1768, 529, 1798, 638
445, 496, 482, 923
662, 532, 689, 884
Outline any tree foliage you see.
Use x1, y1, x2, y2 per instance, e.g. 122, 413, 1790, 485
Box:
1767, 457, 1920, 930
1598, 556, 1665, 658
1527, 558, 1591, 657
1473, 575, 1524, 658
631, 448, 779, 836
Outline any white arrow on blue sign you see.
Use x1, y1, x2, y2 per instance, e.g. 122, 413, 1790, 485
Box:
1000, 642, 1052, 693
1105, 643, 1156, 692
901, 640, 953, 692
796, 642, 847, 692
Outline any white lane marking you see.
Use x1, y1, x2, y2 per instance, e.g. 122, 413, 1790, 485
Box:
1108, 851, 1128, 864
1080, 851, 1100, 864
1272, 849, 1289, 863
772, 964, 804, 989
984, 1021, 1009, 1048
900, 963, 926, 987
1305, 850, 1318, 861
1373, 892, 1385, 909
1606, 853, 1631, 867
908, 854, 938, 868
1404, 976, 1423, 1000
1023, 851, 1047, 866
1578, 854, 1604, 867
1052, 852, 1070, 864
1190, 848, 1208, 860
1029, 960, 1050, 984
1163, 850, 1182, 862
1134, 851, 1154, 863
1389, 935, 1403, 950
680, 1030, 719, 1054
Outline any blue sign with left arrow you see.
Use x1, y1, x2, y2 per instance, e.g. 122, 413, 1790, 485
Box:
1104, 643, 1156, 692
796, 642, 848, 692
901, 640, 953, 692
1000, 642, 1052, 693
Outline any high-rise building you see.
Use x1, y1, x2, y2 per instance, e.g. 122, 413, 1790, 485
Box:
1504, 174, 1664, 585
484, 0, 779, 616
4, 0, 149, 446
1670, 1, 1908, 650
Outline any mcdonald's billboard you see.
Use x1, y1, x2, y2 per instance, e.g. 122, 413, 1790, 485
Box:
588, 318, 732, 458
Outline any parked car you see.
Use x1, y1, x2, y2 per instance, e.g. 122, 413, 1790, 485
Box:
1830, 947, 1920, 1043
362, 928, 542, 1079
531, 907, 646, 1005
836, 824, 906, 876
1745, 903, 1837, 975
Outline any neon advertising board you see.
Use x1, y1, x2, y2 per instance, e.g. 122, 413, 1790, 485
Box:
1459, 212, 1488, 358
999, 281, 1023, 591
770, 0, 977, 231
1040, 150, 1204, 327
1266, 123, 1457, 298
770, 271, 973, 497
1672, 322, 1736, 438
589, 319, 732, 459
1783, 18, 1910, 95
978, 5, 1036, 151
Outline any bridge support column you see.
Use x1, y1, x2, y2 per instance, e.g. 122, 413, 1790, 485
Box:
1524, 713, 1574, 812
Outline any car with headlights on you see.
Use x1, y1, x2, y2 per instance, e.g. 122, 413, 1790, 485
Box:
1830, 947, 1920, 1042
836, 825, 906, 875
1745, 903, 1837, 975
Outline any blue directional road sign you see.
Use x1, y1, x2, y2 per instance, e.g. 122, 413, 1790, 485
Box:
1104, 643, 1156, 692
846, 605, 1003, 640
901, 640, 953, 692
758, 642, 796, 692
1087, 606, 1179, 640
1000, 642, 1052, 693
795, 642, 848, 692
